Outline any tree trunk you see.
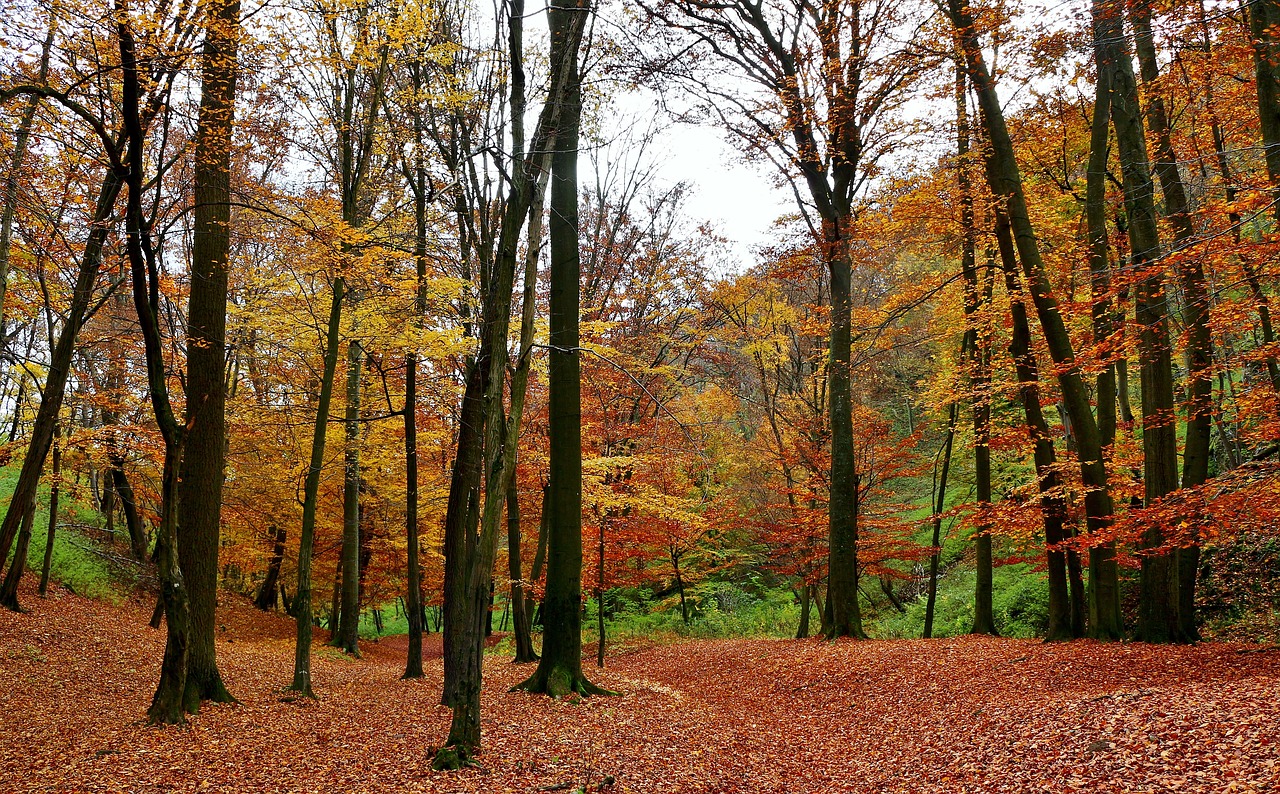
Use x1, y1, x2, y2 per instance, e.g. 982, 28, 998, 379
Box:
825, 221, 865, 639
254, 525, 285, 611
796, 583, 812, 639
0, 169, 120, 566
508, 477, 537, 663
0, 497, 37, 611
513, 0, 607, 701
334, 335, 364, 655
1249, 0, 1280, 209
995, 219, 1076, 640
1097, 0, 1181, 643
1131, 0, 1210, 642
178, 0, 240, 711
950, 0, 1122, 639
290, 277, 346, 698
38, 427, 61, 596
924, 355, 961, 639
956, 64, 997, 637
401, 49, 438, 680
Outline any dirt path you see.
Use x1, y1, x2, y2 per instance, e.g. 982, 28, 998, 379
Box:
2, 582, 1278, 792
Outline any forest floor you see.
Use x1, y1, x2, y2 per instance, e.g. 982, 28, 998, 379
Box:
2, 582, 1279, 794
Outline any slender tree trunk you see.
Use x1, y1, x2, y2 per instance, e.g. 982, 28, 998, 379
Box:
514, 0, 605, 700
924, 356, 961, 639
995, 220, 1076, 640
596, 519, 606, 666
254, 525, 285, 611
290, 277, 346, 698
402, 81, 428, 677
508, 477, 537, 663
1097, 0, 1181, 642
38, 427, 61, 596
950, 0, 1122, 638
956, 64, 997, 636
178, 0, 240, 711
335, 335, 364, 655
796, 583, 812, 639
1131, 0, 1211, 641
116, 16, 192, 724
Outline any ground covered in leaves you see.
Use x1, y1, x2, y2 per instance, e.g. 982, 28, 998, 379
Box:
3, 582, 1279, 793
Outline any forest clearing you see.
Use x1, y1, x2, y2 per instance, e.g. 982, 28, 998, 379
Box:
3, 580, 1278, 793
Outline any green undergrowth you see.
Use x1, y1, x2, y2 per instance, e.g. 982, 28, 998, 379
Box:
871, 563, 1051, 639
1, 452, 126, 602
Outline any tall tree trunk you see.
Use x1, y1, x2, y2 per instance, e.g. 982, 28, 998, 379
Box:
824, 219, 865, 639
995, 220, 1076, 640
514, 0, 606, 699
956, 64, 997, 636
116, 14, 192, 724
1130, 0, 1210, 641
290, 277, 345, 697
178, 0, 240, 711
402, 59, 430, 678
949, 0, 1122, 639
334, 334, 364, 655
1097, 0, 1182, 643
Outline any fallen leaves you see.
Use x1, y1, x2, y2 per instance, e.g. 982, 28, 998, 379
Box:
2, 580, 1279, 792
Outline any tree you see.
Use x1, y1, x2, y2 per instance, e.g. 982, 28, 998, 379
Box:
513, 0, 605, 697
948, 0, 1123, 640
641, 0, 925, 639
179, 0, 241, 709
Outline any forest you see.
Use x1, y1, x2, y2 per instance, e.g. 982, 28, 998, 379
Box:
1, 0, 1279, 789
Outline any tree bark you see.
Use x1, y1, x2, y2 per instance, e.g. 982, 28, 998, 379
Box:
290, 277, 345, 698
38, 426, 61, 596
254, 525, 285, 611
995, 219, 1076, 640
1130, 0, 1210, 642
513, 0, 608, 701
334, 334, 364, 655
955, 64, 997, 637
178, 0, 240, 711
1097, 0, 1181, 642
949, 0, 1122, 638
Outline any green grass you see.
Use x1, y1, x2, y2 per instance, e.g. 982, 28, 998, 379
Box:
871, 563, 1050, 639
1, 452, 126, 602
